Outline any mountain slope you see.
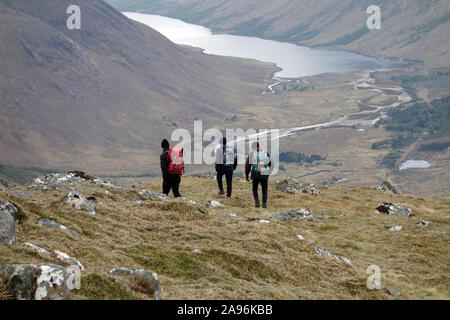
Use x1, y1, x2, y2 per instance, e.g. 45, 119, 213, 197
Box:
0, 0, 276, 174
107, 0, 450, 68
1, 176, 449, 299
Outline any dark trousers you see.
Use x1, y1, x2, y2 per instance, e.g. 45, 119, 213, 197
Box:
252, 175, 268, 204
217, 171, 233, 196
162, 174, 181, 198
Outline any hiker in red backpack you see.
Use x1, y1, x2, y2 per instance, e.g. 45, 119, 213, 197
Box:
160, 139, 183, 198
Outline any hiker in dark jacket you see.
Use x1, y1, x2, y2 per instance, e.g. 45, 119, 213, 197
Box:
215, 137, 238, 197
160, 139, 182, 198
245, 142, 272, 208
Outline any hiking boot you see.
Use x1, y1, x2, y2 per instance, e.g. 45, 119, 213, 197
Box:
255, 201, 260, 208
262, 203, 267, 209
227, 194, 231, 198
218, 190, 224, 196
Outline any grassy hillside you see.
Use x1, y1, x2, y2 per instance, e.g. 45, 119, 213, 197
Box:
1, 176, 449, 299
107, 0, 450, 68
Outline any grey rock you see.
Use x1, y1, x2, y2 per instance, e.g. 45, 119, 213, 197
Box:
0, 197, 20, 221
205, 200, 223, 210
269, 208, 327, 222
382, 286, 400, 299
276, 179, 320, 195
37, 219, 79, 236
375, 202, 412, 218
64, 191, 96, 214
181, 197, 208, 214
138, 190, 169, 201
0, 264, 77, 300
419, 220, 436, 227
387, 225, 402, 232
28, 172, 124, 192
22, 242, 84, 271
129, 197, 143, 204
375, 181, 399, 194
0, 209, 16, 244
297, 234, 352, 265
109, 268, 161, 300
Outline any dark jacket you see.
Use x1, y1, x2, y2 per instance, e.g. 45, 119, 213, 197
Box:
160, 147, 170, 179
245, 149, 272, 180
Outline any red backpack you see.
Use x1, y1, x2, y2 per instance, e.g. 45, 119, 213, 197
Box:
168, 147, 184, 175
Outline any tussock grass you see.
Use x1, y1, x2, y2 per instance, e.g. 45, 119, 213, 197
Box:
0, 177, 449, 300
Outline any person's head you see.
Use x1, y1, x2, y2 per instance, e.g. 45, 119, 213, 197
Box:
161, 139, 169, 149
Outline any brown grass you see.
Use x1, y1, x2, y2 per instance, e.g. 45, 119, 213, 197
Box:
0, 177, 449, 300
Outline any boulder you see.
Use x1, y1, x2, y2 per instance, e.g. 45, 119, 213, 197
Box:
64, 191, 96, 214
276, 179, 320, 195
0, 198, 18, 244
0, 264, 77, 300
0, 211, 16, 244
109, 268, 161, 300
0, 197, 20, 221
138, 190, 169, 201
375, 181, 399, 194
387, 225, 402, 232
375, 202, 412, 218
129, 197, 143, 204
269, 208, 327, 222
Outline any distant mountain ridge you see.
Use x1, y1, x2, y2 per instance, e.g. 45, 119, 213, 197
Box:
106, 0, 450, 68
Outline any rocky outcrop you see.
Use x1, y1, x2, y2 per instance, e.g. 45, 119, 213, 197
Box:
109, 268, 161, 300
0, 198, 18, 244
138, 190, 169, 201
28, 172, 123, 192
276, 179, 320, 195
297, 234, 352, 265
64, 191, 96, 215
0, 264, 78, 300
375, 202, 412, 218
268, 208, 327, 222
375, 181, 399, 194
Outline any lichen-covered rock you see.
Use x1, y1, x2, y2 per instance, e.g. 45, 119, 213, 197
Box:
109, 268, 161, 300
269, 208, 327, 222
64, 191, 96, 214
0, 197, 20, 221
138, 190, 169, 201
375, 181, 399, 194
0, 264, 77, 300
297, 234, 352, 265
0, 199, 17, 244
22, 243, 85, 271
205, 200, 223, 210
276, 179, 320, 195
375, 202, 412, 218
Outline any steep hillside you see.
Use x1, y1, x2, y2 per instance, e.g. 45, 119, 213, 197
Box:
0, 175, 449, 299
107, 0, 450, 68
0, 0, 276, 174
